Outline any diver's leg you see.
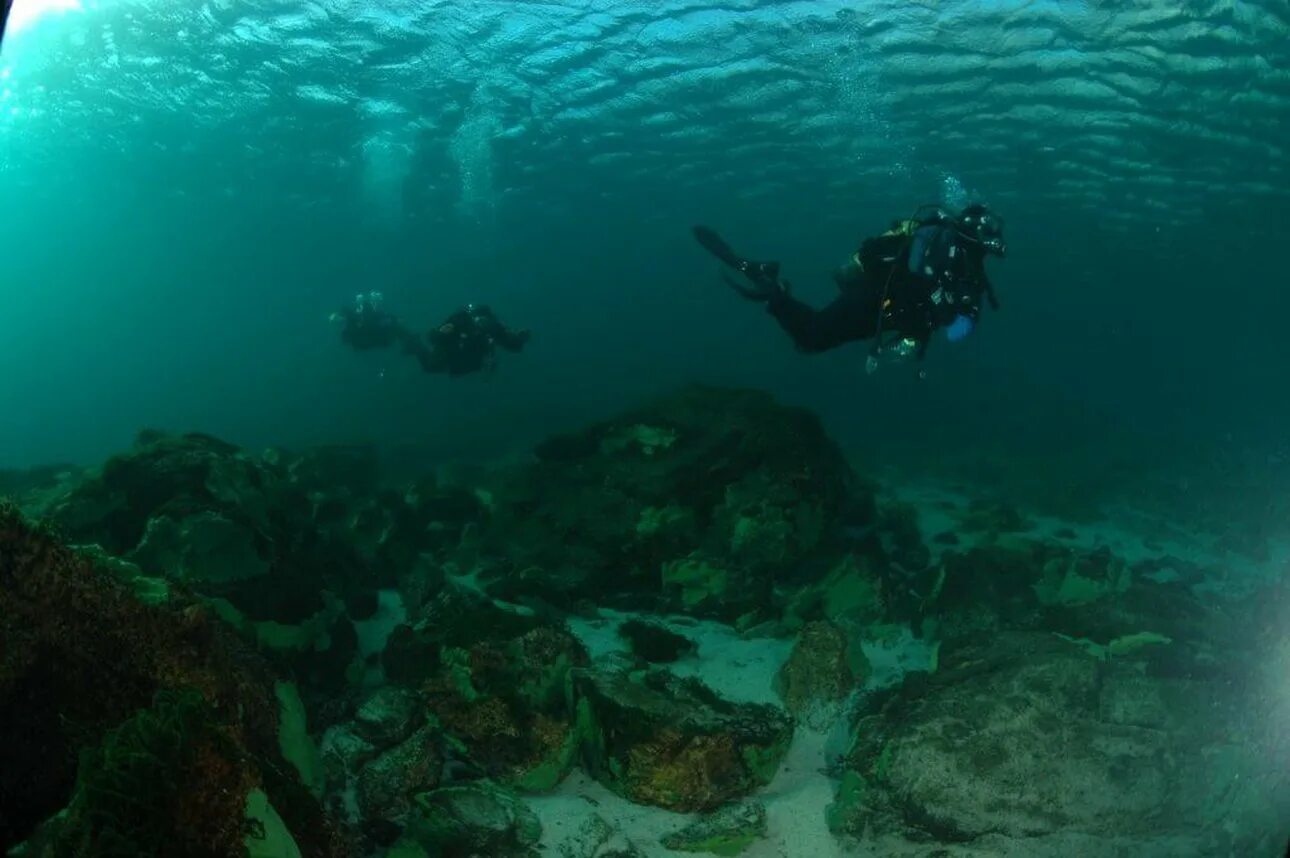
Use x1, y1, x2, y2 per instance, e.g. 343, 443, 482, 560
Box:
765, 287, 880, 354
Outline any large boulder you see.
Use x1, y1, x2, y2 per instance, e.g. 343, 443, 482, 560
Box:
829, 631, 1288, 855
42, 432, 360, 622
574, 666, 794, 812
477, 386, 863, 622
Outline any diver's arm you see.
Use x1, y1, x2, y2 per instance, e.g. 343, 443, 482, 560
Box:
765, 288, 878, 354
494, 328, 531, 352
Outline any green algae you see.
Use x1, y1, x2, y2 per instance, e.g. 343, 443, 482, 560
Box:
662, 555, 730, 611
825, 770, 867, 834
244, 789, 302, 858
274, 682, 322, 798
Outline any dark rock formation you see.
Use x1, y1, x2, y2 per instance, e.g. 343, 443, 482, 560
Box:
476, 386, 863, 622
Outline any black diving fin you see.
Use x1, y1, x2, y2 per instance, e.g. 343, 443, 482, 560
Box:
693, 226, 749, 271
693, 225, 782, 296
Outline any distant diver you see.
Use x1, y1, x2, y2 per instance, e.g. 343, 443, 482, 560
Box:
332, 292, 529, 377
693, 204, 1006, 368
408, 304, 531, 377
332, 291, 412, 351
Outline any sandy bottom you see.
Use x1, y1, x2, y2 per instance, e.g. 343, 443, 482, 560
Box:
531, 481, 1284, 857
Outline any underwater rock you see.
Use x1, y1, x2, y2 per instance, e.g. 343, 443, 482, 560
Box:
659, 800, 767, 855
422, 624, 589, 793
0, 504, 344, 856
774, 621, 866, 727
829, 631, 1282, 854
477, 386, 860, 622
129, 510, 270, 585
354, 686, 424, 747
618, 618, 696, 663
398, 782, 541, 858
41, 431, 367, 621
782, 552, 885, 633
285, 443, 383, 498
574, 665, 794, 812
0, 463, 82, 519
356, 726, 444, 842
388, 584, 589, 793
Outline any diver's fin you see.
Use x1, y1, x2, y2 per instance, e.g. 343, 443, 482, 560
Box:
693, 226, 749, 271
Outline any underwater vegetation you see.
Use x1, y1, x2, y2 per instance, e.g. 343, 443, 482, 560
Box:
2, 385, 1288, 856
0, 503, 345, 857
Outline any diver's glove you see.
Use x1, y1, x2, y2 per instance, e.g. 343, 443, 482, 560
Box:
945, 315, 974, 342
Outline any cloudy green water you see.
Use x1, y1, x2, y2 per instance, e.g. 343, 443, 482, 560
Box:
0, 0, 1287, 510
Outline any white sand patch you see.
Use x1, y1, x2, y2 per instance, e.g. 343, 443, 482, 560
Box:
352, 589, 406, 686
862, 625, 937, 690
566, 609, 795, 707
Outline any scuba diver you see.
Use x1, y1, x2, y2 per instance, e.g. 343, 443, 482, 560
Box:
693, 204, 1006, 368
332, 294, 529, 377
331, 291, 413, 351
408, 304, 531, 377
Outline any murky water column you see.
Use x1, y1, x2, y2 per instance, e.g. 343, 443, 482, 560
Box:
361, 130, 412, 227
448, 83, 501, 225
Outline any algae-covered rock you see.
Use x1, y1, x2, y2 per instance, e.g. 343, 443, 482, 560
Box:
478, 386, 860, 621
357, 726, 444, 832
783, 553, 884, 631
390, 587, 589, 794
575, 666, 794, 811
355, 686, 424, 747
618, 619, 696, 664
129, 510, 270, 585
40, 431, 372, 624
774, 621, 865, 727
661, 555, 734, 615
660, 800, 767, 855
0, 505, 345, 857
404, 782, 541, 857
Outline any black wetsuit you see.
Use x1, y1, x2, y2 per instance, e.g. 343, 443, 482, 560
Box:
410, 306, 530, 376
767, 224, 995, 357
339, 307, 411, 351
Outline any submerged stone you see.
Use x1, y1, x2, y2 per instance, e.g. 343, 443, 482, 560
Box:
477, 386, 860, 622
774, 621, 865, 727
832, 631, 1286, 854
405, 782, 541, 858
660, 800, 767, 856
575, 666, 793, 812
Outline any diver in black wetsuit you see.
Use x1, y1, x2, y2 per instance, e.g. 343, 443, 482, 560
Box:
694, 204, 1006, 364
333, 294, 529, 377
332, 291, 413, 351
408, 304, 531, 377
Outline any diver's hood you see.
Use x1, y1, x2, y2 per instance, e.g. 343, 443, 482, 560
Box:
958, 205, 1007, 257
